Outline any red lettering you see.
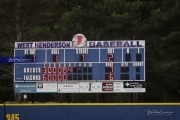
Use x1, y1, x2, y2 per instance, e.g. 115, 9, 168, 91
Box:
68, 67, 72, 73
53, 67, 56, 73
43, 74, 47, 81
80, 54, 85, 62
58, 67, 61, 73
56, 55, 58, 62
48, 74, 51, 81
53, 74, 56, 81
109, 74, 114, 80
58, 74, 61, 81
108, 53, 114, 62
62, 67, 66, 73
42, 67, 46, 73
53, 55, 58, 62
110, 67, 114, 72
48, 67, 51, 73
63, 74, 66, 80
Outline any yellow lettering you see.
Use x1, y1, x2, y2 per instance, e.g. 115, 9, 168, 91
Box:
6, 113, 20, 120
11, 114, 15, 120
6, 114, 11, 120
15, 114, 19, 120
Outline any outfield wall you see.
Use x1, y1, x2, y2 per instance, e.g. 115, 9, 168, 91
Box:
0, 103, 180, 120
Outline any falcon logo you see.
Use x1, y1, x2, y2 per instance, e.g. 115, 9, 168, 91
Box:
72, 33, 87, 47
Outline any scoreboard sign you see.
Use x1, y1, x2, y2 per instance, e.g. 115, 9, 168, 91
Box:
14, 33, 145, 93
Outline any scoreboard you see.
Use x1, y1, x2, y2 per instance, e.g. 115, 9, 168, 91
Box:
14, 34, 145, 93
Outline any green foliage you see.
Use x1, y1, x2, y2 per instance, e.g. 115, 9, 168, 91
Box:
0, 0, 180, 103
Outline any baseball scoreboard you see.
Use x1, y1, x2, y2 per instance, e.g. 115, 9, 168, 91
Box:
14, 34, 145, 93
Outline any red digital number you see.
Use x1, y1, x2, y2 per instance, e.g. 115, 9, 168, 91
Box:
80, 54, 85, 62
52, 74, 56, 81
48, 67, 51, 73
53, 55, 58, 62
68, 67, 73, 73
62, 67, 66, 73
48, 74, 51, 81
42, 67, 46, 73
43, 74, 47, 81
63, 74, 67, 80
52, 67, 56, 73
108, 53, 114, 62
110, 66, 113, 72
109, 74, 114, 80
58, 67, 61, 73
42, 66, 68, 81
58, 74, 62, 81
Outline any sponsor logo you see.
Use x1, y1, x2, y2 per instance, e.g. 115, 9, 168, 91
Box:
145, 109, 174, 116
102, 82, 113, 91
124, 81, 145, 88
15, 83, 36, 88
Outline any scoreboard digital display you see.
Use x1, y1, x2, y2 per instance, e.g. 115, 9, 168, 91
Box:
14, 34, 145, 93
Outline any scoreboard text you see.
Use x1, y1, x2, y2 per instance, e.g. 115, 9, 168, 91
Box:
14, 34, 145, 93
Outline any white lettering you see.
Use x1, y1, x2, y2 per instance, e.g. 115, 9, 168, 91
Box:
133, 62, 144, 66
24, 67, 41, 73
24, 75, 41, 80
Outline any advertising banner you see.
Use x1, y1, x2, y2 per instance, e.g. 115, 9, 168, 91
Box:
102, 82, 113, 92
113, 82, 124, 92
14, 83, 36, 93
58, 82, 79, 93
123, 81, 146, 92
36, 82, 57, 93
79, 82, 102, 92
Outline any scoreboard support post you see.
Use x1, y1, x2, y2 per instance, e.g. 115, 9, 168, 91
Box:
23, 94, 27, 103
132, 93, 139, 102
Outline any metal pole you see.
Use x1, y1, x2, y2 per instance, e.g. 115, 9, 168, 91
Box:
23, 94, 27, 103
4, 102, 6, 120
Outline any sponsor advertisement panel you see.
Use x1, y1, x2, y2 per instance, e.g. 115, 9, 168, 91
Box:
14, 81, 146, 93
113, 82, 124, 92
14, 83, 36, 93
79, 82, 102, 93
36, 82, 57, 93
102, 82, 113, 92
58, 82, 79, 93
123, 81, 146, 92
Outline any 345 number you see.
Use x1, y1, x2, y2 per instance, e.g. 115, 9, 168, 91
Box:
6, 114, 20, 120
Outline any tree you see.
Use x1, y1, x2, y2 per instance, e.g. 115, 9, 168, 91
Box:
0, 0, 180, 102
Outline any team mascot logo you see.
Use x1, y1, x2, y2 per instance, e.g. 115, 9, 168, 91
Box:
72, 33, 87, 47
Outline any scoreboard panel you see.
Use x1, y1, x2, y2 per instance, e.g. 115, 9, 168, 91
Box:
14, 33, 145, 93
